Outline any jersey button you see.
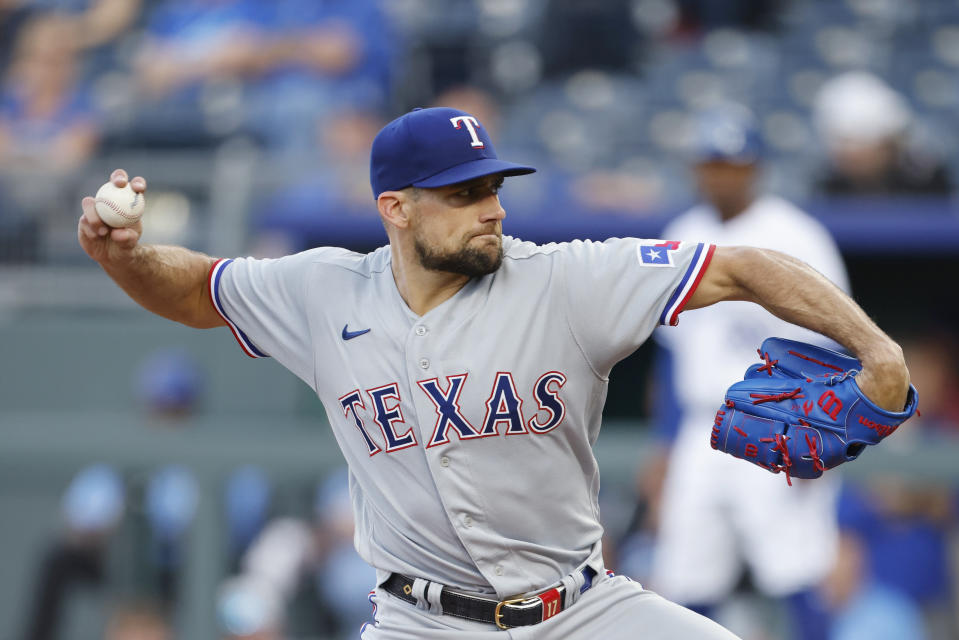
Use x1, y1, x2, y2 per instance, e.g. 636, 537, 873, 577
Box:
419, 358, 430, 369
494, 565, 504, 576
440, 456, 450, 468
415, 326, 427, 336
463, 514, 473, 528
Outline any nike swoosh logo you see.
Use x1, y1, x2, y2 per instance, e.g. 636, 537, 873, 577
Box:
342, 324, 371, 341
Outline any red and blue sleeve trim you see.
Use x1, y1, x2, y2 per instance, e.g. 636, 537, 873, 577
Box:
208, 258, 269, 358
659, 242, 716, 326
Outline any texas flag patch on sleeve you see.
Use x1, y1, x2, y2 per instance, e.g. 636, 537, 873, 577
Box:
637, 240, 681, 267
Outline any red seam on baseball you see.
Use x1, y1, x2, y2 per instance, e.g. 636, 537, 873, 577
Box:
95, 197, 140, 220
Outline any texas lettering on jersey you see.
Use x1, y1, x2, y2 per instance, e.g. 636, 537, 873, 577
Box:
339, 370, 568, 456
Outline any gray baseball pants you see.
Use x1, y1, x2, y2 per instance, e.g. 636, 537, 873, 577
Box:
359, 572, 742, 639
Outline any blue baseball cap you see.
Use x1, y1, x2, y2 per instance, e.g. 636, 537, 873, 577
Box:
370, 107, 536, 198
62, 464, 125, 534
692, 105, 763, 165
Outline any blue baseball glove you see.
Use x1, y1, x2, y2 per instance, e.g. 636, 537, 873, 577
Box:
711, 337, 918, 485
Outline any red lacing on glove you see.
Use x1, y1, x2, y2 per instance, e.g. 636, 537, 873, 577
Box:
749, 388, 803, 404
798, 419, 825, 474
759, 433, 794, 486
787, 349, 844, 372
755, 351, 779, 376
804, 433, 825, 473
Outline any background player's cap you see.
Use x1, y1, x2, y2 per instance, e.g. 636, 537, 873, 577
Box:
217, 575, 282, 635
691, 104, 763, 165
370, 107, 536, 198
62, 464, 125, 534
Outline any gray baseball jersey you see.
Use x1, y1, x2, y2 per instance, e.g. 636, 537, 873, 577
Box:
209, 235, 714, 599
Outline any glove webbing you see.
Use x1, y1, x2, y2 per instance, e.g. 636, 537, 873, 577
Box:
755, 348, 846, 379
785, 349, 844, 373
755, 351, 779, 376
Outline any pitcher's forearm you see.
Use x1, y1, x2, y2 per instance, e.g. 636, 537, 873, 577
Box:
731, 249, 908, 409
688, 247, 909, 410
732, 251, 890, 359
100, 244, 222, 328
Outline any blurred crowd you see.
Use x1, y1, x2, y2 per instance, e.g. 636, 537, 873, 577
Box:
20, 347, 377, 640
0, 0, 957, 262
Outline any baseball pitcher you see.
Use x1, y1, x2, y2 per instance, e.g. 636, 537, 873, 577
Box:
78, 107, 913, 639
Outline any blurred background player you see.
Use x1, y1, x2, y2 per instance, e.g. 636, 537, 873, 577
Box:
647, 105, 850, 639
21, 464, 126, 640
215, 467, 376, 640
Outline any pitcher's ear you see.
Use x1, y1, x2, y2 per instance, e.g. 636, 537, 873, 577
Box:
378, 190, 412, 229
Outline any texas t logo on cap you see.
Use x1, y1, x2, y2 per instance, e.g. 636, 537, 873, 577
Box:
449, 116, 485, 149
369, 107, 536, 198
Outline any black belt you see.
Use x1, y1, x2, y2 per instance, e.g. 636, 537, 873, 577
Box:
381, 567, 596, 630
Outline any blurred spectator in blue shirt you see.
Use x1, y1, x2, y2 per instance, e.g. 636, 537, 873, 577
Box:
0, 13, 100, 261
132, 0, 393, 149
135, 0, 270, 98
813, 72, 952, 197
15, 0, 141, 50
836, 483, 955, 632
0, 14, 99, 171
131, 0, 270, 145
250, 0, 393, 151
818, 530, 927, 640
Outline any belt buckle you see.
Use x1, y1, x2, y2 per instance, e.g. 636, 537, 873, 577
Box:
494, 597, 527, 630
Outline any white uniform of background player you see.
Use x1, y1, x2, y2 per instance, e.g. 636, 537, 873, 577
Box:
651, 108, 848, 617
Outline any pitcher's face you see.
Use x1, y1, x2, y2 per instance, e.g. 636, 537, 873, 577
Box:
408, 175, 507, 277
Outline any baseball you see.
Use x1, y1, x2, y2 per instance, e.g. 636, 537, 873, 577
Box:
94, 181, 145, 228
